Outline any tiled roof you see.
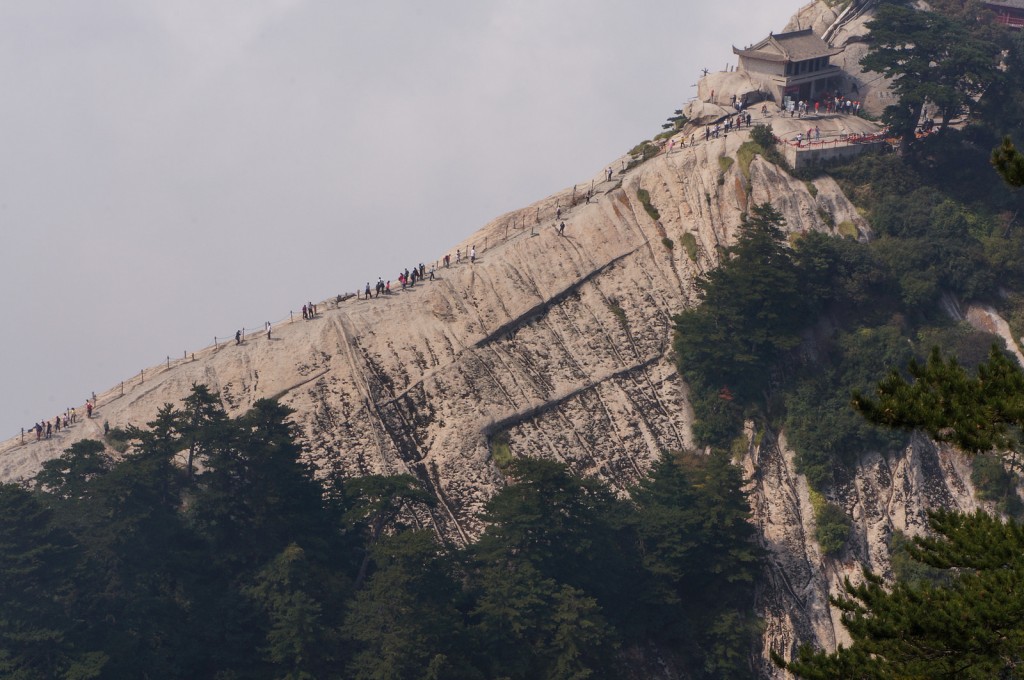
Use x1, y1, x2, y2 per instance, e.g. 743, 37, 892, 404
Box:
733, 28, 843, 63
985, 0, 1024, 9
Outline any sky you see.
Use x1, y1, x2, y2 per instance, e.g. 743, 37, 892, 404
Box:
0, 0, 800, 438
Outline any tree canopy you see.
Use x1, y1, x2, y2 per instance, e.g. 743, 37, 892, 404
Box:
2, 385, 763, 679
861, 1, 1002, 152
776, 510, 1024, 679
776, 344, 1024, 677
992, 137, 1024, 188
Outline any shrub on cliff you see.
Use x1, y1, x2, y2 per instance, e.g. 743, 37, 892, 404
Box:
673, 203, 814, 444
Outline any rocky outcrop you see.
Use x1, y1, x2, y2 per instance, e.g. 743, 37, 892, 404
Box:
0, 2, 1004, 676
784, 0, 890, 118
746, 431, 982, 675
0, 121, 958, 674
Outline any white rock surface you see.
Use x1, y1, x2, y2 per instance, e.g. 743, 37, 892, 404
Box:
0, 3, 1001, 675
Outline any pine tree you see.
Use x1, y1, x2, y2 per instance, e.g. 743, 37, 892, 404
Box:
468, 561, 616, 680
34, 439, 112, 502
630, 451, 761, 678
673, 203, 812, 445
992, 137, 1024, 188
343, 473, 435, 591
861, 1, 1001, 153
852, 345, 1024, 458
244, 544, 344, 680
341, 531, 472, 680
0, 483, 107, 679
473, 458, 629, 607
776, 511, 1024, 679
778, 346, 1024, 677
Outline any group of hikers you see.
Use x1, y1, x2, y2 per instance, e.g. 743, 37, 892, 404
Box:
678, 89, 869, 151
794, 126, 823, 146
28, 397, 96, 442
358, 246, 478, 300
784, 93, 862, 118
703, 111, 754, 141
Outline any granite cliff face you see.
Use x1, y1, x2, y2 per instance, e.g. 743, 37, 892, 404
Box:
0, 2, 1002, 675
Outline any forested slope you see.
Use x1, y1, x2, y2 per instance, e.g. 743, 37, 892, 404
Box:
2, 0, 1024, 677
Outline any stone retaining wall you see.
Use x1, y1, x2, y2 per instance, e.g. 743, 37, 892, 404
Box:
784, 139, 886, 170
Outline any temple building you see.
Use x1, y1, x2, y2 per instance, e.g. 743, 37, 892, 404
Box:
985, 0, 1024, 28
732, 29, 844, 106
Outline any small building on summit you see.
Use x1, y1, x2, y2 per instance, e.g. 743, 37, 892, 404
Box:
984, 0, 1024, 29
733, 29, 844, 106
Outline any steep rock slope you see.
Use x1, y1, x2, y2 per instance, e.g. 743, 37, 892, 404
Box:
3, 126, 972, 673
0, 3, 995, 675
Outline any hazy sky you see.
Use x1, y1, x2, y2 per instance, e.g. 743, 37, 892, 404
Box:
0, 0, 800, 437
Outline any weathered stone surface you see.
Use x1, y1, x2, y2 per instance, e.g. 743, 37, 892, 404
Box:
0, 3, 1007, 675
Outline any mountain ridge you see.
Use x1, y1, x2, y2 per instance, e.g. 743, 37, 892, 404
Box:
2, 1, 1010, 674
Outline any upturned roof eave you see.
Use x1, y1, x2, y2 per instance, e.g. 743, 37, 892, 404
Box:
733, 44, 844, 61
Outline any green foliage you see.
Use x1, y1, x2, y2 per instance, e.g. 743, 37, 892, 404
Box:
636, 188, 661, 221
661, 236, 674, 251
1000, 292, 1024, 346
103, 426, 130, 453
490, 431, 512, 469
0, 483, 106, 679
673, 203, 814, 445
750, 123, 775, 149
783, 319, 998, 495
627, 451, 762, 678
748, 124, 788, 167
343, 531, 469, 680
343, 473, 436, 590
853, 344, 1024, 455
777, 511, 1024, 679
915, 322, 999, 370
7, 382, 767, 678
474, 458, 624, 597
718, 156, 734, 173
836, 220, 858, 239
608, 299, 628, 332
661, 109, 688, 135
888, 530, 948, 586
831, 152, 1021, 304
809, 489, 851, 555
971, 453, 1023, 518
816, 207, 834, 228
468, 562, 615, 680
861, 3, 1002, 152
244, 544, 343, 678
34, 439, 112, 501
627, 140, 659, 169
992, 136, 1024, 187
736, 141, 761, 179
681, 232, 698, 262
467, 453, 763, 678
